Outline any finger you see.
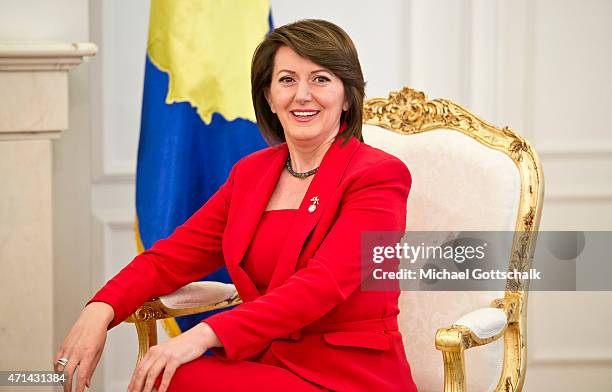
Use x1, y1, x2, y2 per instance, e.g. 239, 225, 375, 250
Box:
75, 356, 94, 392
128, 361, 149, 392
53, 361, 68, 392
142, 358, 169, 392
53, 350, 69, 373
157, 363, 178, 392
129, 353, 156, 392
86, 349, 103, 388
54, 354, 70, 392
53, 358, 63, 374
53, 350, 63, 365
62, 357, 79, 392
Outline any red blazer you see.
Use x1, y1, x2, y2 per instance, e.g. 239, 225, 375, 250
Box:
91, 135, 417, 391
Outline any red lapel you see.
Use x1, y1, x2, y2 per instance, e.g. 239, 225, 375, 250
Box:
267, 136, 361, 290
225, 135, 361, 300
225, 145, 287, 268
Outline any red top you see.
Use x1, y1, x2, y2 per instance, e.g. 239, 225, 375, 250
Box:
242, 209, 298, 293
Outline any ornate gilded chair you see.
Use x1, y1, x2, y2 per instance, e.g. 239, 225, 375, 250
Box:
126, 87, 544, 392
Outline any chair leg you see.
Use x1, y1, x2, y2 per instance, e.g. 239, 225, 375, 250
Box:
441, 350, 467, 392
493, 293, 526, 392
493, 322, 524, 392
436, 328, 467, 392
134, 319, 158, 363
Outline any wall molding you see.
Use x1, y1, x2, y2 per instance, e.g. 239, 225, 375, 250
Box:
93, 161, 136, 184
530, 352, 612, 366
537, 147, 612, 160
468, 0, 499, 122
89, 0, 143, 184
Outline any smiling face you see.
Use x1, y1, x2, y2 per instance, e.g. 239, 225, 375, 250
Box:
265, 46, 348, 146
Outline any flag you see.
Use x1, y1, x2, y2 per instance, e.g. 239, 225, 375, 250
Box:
136, 0, 272, 336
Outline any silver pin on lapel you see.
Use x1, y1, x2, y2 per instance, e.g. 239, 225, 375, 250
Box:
308, 196, 320, 213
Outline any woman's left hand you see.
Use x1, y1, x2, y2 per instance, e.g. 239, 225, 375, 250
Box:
127, 322, 221, 392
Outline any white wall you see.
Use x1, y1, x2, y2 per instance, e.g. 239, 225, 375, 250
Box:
1, 0, 610, 390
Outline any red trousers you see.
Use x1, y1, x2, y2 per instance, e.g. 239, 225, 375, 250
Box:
154, 353, 327, 392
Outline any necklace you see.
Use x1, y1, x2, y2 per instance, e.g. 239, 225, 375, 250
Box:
285, 155, 318, 178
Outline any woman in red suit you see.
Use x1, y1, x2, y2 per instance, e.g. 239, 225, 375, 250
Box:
55, 19, 417, 392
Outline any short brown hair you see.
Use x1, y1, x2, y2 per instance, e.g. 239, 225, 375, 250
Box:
251, 19, 365, 144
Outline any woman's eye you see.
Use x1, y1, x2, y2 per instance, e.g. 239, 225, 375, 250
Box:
279, 76, 294, 83
314, 75, 331, 83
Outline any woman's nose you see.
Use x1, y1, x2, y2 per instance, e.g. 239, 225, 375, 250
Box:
294, 81, 312, 103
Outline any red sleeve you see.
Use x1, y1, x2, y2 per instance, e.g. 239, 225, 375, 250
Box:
204, 158, 411, 360
88, 164, 237, 329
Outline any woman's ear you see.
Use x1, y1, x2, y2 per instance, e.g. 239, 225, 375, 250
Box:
265, 89, 275, 113
343, 99, 349, 112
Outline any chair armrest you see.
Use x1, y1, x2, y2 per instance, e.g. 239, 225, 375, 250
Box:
435, 294, 524, 392
435, 305, 510, 392
160, 281, 238, 310
126, 281, 242, 323
126, 281, 242, 363
436, 307, 508, 355
453, 307, 508, 340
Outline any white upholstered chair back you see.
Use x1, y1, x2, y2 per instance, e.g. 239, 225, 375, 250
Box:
362, 126, 516, 391
362, 87, 543, 392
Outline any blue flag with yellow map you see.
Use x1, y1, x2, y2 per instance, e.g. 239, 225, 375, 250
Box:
135, 0, 271, 336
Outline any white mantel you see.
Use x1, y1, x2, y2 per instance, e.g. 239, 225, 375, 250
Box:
0, 42, 97, 70
0, 42, 97, 140
0, 42, 96, 374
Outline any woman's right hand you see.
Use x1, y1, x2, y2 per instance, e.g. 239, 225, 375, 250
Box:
54, 301, 114, 392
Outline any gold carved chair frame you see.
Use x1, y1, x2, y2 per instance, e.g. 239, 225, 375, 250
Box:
363, 87, 544, 392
